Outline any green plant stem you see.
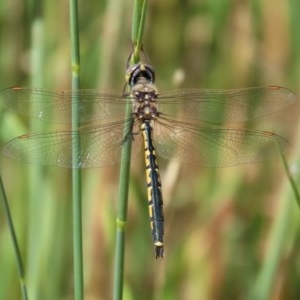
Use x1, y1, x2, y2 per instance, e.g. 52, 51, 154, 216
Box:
248, 189, 293, 300
0, 174, 28, 300
281, 153, 300, 209
248, 153, 300, 300
131, 0, 148, 63
113, 1, 148, 299
69, 0, 83, 299
27, 3, 46, 298
113, 114, 133, 300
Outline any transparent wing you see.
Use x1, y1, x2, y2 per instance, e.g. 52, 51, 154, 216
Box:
0, 86, 295, 125
1, 86, 293, 168
0, 87, 130, 123
153, 117, 287, 167
157, 86, 295, 123
3, 120, 142, 168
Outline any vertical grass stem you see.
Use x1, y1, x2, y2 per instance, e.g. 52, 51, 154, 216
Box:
69, 0, 83, 299
113, 1, 148, 299
0, 174, 28, 300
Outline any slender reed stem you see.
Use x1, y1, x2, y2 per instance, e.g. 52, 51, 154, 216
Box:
113, 114, 133, 300
281, 153, 300, 209
113, 1, 148, 299
27, 2, 46, 298
248, 183, 293, 300
0, 175, 28, 300
247, 152, 300, 300
131, 0, 148, 62
69, 0, 83, 299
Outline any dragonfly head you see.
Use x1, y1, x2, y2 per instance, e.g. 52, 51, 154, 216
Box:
126, 63, 155, 87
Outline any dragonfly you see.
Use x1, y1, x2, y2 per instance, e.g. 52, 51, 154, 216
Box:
0, 62, 296, 258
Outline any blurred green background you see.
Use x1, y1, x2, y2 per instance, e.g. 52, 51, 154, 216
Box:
0, 0, 300, 299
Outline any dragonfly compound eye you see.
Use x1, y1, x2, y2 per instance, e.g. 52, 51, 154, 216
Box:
126, 63, 156, 86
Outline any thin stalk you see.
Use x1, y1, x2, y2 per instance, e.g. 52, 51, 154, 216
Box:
281, 153, 300, 209
113, 1, 148, 299
27, 2, 46, 298
131, 0, 148, 63
0, 174, 28, 300
113, 114, 133, 300
247, 188, 293, 300
247, 153, 299, 300
69, 0, 83, 299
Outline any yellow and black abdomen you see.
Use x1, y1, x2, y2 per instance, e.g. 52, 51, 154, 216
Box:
141, 121, 164, 258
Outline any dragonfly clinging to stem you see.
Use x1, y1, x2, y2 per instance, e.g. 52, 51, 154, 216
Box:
0, 62, 296, 257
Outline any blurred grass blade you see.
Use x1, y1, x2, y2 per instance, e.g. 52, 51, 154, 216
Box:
247, 186, 293, 299
0, 174, 28, 300
27, 2, 46, 299
69, 0, 83, 299
281, 153, 300, 209
247, 152, 300, 300
113, 1, 148, 299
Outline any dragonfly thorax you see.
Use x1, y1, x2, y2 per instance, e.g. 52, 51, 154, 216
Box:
131, 81, 159, 121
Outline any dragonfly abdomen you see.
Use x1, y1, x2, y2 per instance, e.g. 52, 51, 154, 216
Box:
141, 121, 164, 258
